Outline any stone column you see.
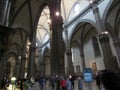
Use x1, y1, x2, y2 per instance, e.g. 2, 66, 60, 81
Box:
20, 55, 26, 79
99, 33, 115, 70
0, 25, 13, 78
15, 56, 21, 79
113, 39, 120, 68
49, 0, 64, 76
0, 57, 7, 78
0, 26, 13, 89
64, 30, 74, 75
38, 49, 44, 76
79, 45, 86, 71
65, 49, 74, 75
50, 25, 64, 75
93, 7, 104, 33
27, 44, 36, 78
20, 36, 28, 78
93, 7, 115, 70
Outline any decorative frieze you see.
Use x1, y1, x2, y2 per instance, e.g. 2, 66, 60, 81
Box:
113, 40, 120, 46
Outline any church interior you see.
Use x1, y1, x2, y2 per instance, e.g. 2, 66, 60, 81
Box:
0, 0, 120, 82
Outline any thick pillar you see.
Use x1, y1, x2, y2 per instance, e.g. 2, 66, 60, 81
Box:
79, 45, 86, 71
93, 8, 115, 70
65, 30, 74, 75
99, 33, 115, 70
0, 25, 13, 78
38, 49, 44, 76
27, 44, 36, 78
0, 57, 7, 78
113, 39, 120, 68
49, 0, 64, 76
50, 24, 64, 75
93, 7, 104, 33
65, 49, 74, 75
20, 55, 26, 79
15, 56, 21, 79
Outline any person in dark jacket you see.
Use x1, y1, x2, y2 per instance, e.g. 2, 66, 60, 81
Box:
39, 76, 46, 90
50, 76, 56, 90
96, 71, 102, 89
69, 75, 74, 90
101, 70, 120, 90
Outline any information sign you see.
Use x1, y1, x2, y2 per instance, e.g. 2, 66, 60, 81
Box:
83, 68, 93, 82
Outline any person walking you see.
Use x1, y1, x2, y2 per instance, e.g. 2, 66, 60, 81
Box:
39, 76, 46, 90
66, 76, 72, 90
60, 77, 66, 90
50, 76, 56, 90
78, 76, 83, 90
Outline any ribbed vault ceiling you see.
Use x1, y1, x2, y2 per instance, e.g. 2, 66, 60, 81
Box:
36, 0, 90, 47
10, 0, 92, 47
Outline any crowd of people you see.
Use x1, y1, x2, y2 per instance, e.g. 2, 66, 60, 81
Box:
50, 75, 83, 90
0, 75, 47, 90
0, 75, 83, 90
0, 76, 35, 90
0, 70, 120, 90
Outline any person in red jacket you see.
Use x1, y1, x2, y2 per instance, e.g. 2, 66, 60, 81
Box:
60, 77, 66, 90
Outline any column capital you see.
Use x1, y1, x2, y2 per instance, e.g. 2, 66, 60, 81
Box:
98, 33, 109, 43
21, 55, 26, 60
113, 40, 120, 46
30, 45, 36, 51
66, 49, 72, 56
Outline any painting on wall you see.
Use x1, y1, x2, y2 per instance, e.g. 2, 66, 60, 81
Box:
91, 62, 97, 71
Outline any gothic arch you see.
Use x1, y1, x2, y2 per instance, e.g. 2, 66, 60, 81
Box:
43, 47, 50, 58
70, 21, 97, 45
71, 40, 82, 74
10, 28, 29, 48
70, 21, 103, 71
102, 0, 113, 24
69, 19, 98, 42
10, 1, 48, 42
103, 0, 120, 37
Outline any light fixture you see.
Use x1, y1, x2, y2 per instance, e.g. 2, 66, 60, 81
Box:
89, 0, 93, 4
28, 41, 31, 45
19, 56, 21, 59
36, 43, 38, 47
101, 31, 108, 34
11, 77, 16, 83
55, 11, 60, 16
104, 31, 108, 34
